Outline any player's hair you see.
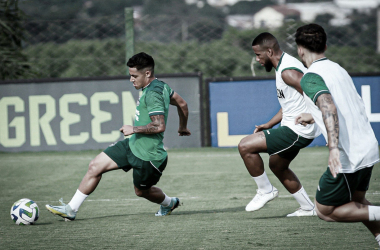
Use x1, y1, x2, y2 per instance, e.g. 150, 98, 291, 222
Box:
251, 32, 280, 52
127, 52, 155, 74
295, 24, 326, 54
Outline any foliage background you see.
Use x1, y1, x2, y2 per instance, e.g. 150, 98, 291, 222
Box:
1, 0, 379, 80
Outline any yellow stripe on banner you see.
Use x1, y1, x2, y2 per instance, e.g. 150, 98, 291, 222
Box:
217, 112, 248, 147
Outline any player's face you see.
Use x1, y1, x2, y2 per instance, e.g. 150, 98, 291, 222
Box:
129, 67, 149, 90
252, 45, 273, 72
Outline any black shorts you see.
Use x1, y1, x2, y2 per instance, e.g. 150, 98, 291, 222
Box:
103, 139, 167, 190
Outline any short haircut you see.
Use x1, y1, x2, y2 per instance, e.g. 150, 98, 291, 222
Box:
127, 52, 155, 74
251, 32, 280, 51
295, 24, 327, 53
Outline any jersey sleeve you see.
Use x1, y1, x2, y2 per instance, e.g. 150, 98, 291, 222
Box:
281, 67, 303, 74
166, 85, 174, 98
300, 73, 330, 104
146, 91, 165, 116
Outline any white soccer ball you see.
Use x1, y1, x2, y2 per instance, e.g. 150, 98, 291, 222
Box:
10, 198, 39, 225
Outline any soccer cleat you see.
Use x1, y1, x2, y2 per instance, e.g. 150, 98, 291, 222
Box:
245, 187, 279, 212
155, 197, 181, 216
286, 207, 317, 217
45, 198, 77, 221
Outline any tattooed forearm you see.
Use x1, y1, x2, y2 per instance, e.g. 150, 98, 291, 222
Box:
316, 94, 339, 150
133, 115, 165, 134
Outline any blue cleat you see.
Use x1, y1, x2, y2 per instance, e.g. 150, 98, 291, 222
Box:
155, 197, 181, 216
45, 198, 77, 221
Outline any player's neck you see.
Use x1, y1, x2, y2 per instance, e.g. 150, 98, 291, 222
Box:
272, 50, 284, 69
142, 76, 156, 89
305, 53, 325, 68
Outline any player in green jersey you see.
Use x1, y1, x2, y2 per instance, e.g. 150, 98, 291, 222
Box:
46, 52, 191, 220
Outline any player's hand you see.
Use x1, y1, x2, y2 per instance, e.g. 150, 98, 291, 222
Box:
178, 128, 191, 136
254, 124, 270, 133
120, 125, 134, 136
295, 113, 314, 126
328, 148, 341, 178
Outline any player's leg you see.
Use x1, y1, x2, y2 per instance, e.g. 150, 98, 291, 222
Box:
269, 152, 301, 194
78, 152, 119, 195
45, 151, 118, 220
352, 190, 380, 239
238, 131, 267, 177
315, 199, 371, 222
269, 153, 315, 217
239, 131, 278, 211
132, 157, 180, 216
316, 165, 380, 246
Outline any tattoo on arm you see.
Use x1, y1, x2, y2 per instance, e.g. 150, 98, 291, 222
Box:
133, 115, 165, 134
316, 94, 339, 150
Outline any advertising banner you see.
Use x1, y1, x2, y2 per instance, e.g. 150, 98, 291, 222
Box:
0, 74, 201, 152
209, 75, 380, 147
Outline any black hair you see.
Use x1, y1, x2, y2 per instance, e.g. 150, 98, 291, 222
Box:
295, 23, 327, 54
251, 32, 280, 51
127, 52, 155, 74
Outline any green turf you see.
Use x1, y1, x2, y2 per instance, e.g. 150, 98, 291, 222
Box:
1, 147, 380, 249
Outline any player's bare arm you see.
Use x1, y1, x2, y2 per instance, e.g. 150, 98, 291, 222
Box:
254, 108, 282, 133
170, 92, 191, 136
295, 113, 315, 126
281, 69, 304, 94
119, 115, 166, 136
316, 93, 341, 177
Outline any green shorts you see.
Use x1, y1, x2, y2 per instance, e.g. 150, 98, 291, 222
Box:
264, 126, 313, 160
103, 139, 167, 190
316, 166, 373, 206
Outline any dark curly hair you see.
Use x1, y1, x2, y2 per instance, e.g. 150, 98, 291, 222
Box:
127, 52, 155, 74
295, 24, 326, 54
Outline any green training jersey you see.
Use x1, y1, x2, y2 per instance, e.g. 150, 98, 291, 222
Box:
129, 79, 174, 166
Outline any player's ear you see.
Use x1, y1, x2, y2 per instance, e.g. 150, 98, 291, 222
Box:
297, 46, 303, 57
145, 70, 151, 78
266, 48, 274, 58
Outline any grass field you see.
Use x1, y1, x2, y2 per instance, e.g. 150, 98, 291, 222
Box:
1, 147, 380, 249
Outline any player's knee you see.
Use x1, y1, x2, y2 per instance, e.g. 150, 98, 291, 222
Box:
88, 158, 102, 176
134, 186, 147, 197
238, 138, 253, 155
315, 203, 336, 222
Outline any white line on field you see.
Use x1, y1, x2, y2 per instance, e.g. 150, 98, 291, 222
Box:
34, 192, 380, 204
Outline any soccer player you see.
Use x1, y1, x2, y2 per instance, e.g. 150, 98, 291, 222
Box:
46, 52, 191, 220
238, 32, 321, 216
294, 23, 380, 246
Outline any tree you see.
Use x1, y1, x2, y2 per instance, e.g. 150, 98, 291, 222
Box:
0, 0, 34, 80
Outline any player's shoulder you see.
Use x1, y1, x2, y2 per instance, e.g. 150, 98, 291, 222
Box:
147, 79, 165, 92
147, 79, 173, 96
280, 53, 306, 73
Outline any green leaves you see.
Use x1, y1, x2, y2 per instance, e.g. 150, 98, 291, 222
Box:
0, 0, 35, 80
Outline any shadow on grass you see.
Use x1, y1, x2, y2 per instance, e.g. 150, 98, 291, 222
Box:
67, 205, 290, 221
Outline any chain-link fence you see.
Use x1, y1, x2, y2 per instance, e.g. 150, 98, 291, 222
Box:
16, 8, 380, 80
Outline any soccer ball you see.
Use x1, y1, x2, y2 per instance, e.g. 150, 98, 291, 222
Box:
10, 198, 39, 225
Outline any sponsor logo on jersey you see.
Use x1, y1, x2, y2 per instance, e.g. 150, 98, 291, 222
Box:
277, 89, 285, 99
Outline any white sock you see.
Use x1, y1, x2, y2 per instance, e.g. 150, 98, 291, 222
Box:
375, 234, 380, 246
160, 193, 172, 207
68, 189, 89, 212
252, 171, 273, 194
368, 206, 380, 221
291, 186, 314, 210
